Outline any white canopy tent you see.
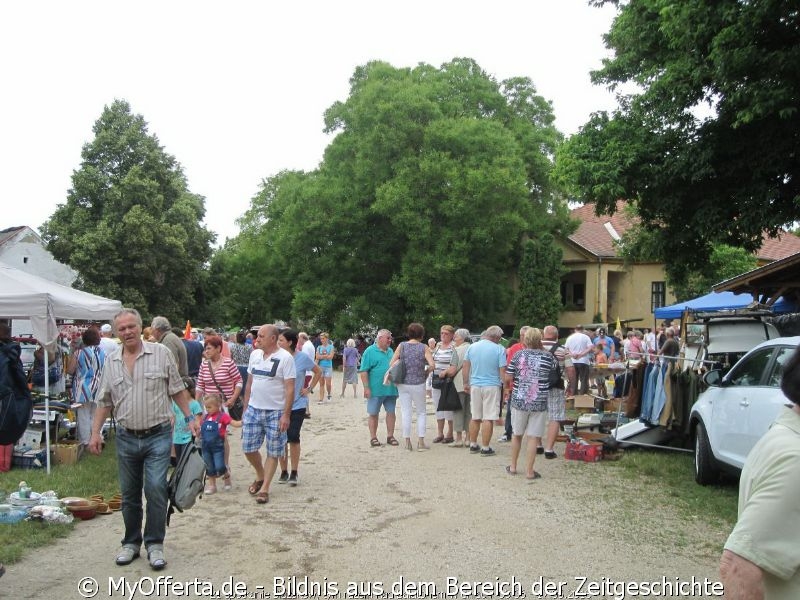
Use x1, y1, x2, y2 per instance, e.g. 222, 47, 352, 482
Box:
0, 262, 122, 472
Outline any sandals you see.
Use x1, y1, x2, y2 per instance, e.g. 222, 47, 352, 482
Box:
505, 465, 518, 476
442, 437, 454, 444
386, 436, 399, 446
255, 491, 269, 504
248, 480, 264, 495
432, 436, 445, 443
370, 438, 382, 447
526, 471, 542, 480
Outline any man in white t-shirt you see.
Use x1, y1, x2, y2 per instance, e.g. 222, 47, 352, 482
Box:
242, 324, 296, 505
299, 332, 316, 384
99, 323, 120, 356
564, 325, 594, 395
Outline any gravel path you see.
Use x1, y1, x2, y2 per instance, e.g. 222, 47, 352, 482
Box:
2, 370, 727, 599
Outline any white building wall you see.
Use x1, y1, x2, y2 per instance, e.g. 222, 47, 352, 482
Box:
0, 228, 76, 287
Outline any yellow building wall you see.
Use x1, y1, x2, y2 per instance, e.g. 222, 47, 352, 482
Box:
557, 246, 676, 329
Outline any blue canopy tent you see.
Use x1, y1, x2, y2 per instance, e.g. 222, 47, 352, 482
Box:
655, 291, 798, 320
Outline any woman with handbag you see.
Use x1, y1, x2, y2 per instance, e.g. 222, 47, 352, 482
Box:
431, 325, 456, 444
442, 328, 472, 447
384, 323, 435, 451
196, 335, 243, 491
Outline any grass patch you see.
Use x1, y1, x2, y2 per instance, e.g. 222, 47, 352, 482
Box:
560, 447, 740, 561
0, 436, 120, 564
603, 448, 739, 530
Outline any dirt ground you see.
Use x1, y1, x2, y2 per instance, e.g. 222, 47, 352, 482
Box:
2, 370, 729, 599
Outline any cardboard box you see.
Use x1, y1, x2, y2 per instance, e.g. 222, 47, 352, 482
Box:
603, 398, 623, 413
576, 431, 608, 443
573, 394, 596, 409
15, 428, 44, 451
564, 440, 603, 462
54, 442, 83, 466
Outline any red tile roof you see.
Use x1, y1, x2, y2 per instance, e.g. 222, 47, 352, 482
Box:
757, 231, 800, 261
567, 201, 634, 258
567, 202, 800, 262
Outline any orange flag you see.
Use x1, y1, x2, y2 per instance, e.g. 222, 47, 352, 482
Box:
184, 320, 192, 340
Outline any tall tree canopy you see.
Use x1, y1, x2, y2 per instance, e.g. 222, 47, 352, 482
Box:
41, 100, 215, 321
556, 0, 800, 286
226, 59, 571, 335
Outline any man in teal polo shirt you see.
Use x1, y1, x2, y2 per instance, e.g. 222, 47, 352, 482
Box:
359, 329, 399, 447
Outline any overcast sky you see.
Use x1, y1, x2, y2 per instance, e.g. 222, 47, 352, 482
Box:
1, 0, 619, 244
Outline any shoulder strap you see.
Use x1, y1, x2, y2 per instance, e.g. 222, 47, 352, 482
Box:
206, 360, 227, 400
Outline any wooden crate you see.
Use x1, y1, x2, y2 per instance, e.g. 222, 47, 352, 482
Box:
573, 394, 595, 409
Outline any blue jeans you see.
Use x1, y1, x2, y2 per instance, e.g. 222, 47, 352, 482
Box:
202, 436, 226, 477
115, 423, 172, 550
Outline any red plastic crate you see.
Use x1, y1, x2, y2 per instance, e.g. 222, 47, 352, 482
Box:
564, 440, 603, 462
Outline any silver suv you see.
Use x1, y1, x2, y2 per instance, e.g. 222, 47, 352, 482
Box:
690, 336, 799, 484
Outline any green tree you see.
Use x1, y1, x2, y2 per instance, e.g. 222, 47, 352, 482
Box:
515, 234, 565, 330
617, 221, 758, 301
671, 244, 758, 301
41, 100, 215, 321
224, 59, 571, 335
556, 0, 800, 288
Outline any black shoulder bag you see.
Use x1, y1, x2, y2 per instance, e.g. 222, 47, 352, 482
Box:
548, 344, 564, 389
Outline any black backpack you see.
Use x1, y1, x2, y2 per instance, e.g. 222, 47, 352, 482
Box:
0, 341, 34, 446
547, 343, 565, 390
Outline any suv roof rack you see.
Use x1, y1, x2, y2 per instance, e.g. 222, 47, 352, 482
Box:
693, 309, 775, 320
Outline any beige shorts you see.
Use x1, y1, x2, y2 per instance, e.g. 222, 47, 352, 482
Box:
469, 385, 500, 421
511, 408, 547, 438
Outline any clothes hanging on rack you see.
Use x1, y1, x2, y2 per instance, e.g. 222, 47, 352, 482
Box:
639, 363, 655, 423
650, 363, 668, 424
659, 363, 675, 428
639, 362, 669, 426
663, 366, 703, 436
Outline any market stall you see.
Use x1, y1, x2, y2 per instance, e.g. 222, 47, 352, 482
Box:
654, 290, 798, 320
0, 262, 122, 472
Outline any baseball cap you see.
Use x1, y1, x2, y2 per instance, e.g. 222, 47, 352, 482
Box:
101, 324, 112, 333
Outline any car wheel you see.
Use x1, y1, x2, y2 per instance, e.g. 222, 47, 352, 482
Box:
694, 422, 719, 485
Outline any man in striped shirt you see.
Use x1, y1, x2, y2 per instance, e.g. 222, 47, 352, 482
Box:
89, 308, 198, 571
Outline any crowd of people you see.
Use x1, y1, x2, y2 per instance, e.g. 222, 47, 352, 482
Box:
3, 309, 797, 597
